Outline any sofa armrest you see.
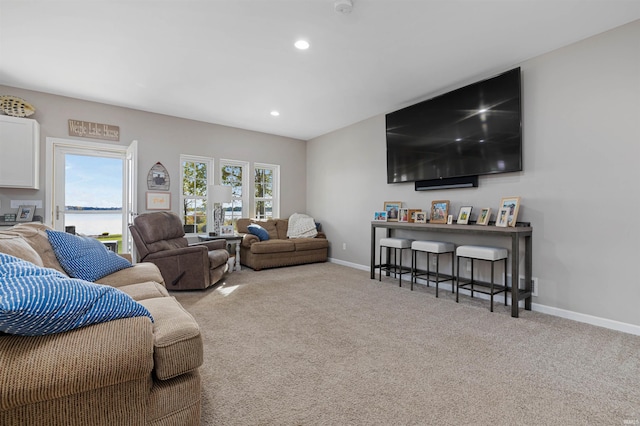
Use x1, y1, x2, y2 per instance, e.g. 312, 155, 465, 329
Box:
316, 232, 327, 239
189, 239, 226, 251
144, 246, 209, 288
241, 233, 259, 248
0, 317, 153, 412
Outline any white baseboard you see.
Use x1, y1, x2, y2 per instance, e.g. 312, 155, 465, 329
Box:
328, 258, 640, 337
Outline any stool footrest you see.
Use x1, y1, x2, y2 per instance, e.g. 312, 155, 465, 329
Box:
412, 269, 454, 283
457, 279, 509, 295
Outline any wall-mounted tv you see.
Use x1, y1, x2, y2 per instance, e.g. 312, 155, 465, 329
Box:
386, 67, 522, 187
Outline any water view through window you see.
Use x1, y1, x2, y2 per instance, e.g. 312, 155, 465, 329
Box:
65, 154, 123, 236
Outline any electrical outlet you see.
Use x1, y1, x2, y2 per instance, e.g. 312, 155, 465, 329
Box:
431, 255, 437, 265
518, 276, 538, 297
466, 261, 471, 272
342, 243, 347, 250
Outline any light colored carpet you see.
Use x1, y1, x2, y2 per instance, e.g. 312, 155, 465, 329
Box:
172, 263, 640, 425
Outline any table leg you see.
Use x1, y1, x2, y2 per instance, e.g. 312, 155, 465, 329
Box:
235, 241, 241, 271
511, 234, 520, 318
525, 235, 532, 311
370, 225, 376, 279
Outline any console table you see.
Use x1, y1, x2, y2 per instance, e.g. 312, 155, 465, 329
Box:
371, 221, 533, 318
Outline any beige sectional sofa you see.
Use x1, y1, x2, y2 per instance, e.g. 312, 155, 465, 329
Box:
237, 217, 329, 271
0, 223, 203, 425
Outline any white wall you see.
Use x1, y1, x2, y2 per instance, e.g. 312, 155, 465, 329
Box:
307, 20, 640, 327
0, 87, 307, 221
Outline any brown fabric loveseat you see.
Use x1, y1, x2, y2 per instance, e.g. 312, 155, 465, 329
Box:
237, 218, 328, 271
0, 223, 203, 425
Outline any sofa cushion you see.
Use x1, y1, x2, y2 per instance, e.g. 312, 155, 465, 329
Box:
208, 248, 230, 269
95, 262, 165, 287
247, 224, 270, 241
250, 239, 295, 254
46, 230, 132, 282
118, 281, 170, 301
0, 253, 153, 336
3, 223, 67, 273
138, 297, 203, 380
291, 238, 329, 251
0, 234, 44, 266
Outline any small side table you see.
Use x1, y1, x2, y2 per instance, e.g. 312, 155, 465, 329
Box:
198, 234, 242, 272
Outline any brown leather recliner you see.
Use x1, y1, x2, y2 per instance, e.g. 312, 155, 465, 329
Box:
129, 211, 229, 290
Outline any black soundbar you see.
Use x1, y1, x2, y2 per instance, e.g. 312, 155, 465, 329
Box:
414, 175, 478, 191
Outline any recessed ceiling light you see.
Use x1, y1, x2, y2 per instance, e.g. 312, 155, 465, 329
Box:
270, 110, 280, 117
294, 40, 310, 50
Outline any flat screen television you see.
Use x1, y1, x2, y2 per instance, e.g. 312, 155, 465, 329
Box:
386, 67, 522, 186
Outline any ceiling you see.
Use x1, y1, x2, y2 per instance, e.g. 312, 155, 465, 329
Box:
1, 1, 639, 141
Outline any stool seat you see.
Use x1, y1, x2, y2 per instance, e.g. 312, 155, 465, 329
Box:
456, 245, 507, 261
412, 240, 454, 253
380, 238, 412, 249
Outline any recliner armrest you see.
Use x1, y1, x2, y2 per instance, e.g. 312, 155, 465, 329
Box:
189, 239, 226, 251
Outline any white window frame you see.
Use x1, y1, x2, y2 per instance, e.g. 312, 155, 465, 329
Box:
253, 162, 280, 219
180, 154, 213, 235
219, 159, 249, 221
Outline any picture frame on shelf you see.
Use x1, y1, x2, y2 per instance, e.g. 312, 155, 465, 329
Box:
414, 211, 427, 223
373, 211, 388, 222
16, 205, 36, 222
146, 192, 171, 210
447, 214, 453, 225
383, 201, 401, 222
408, 209, 421, 223
477, 208, 492, 226
398, 208, 409, 222
499, 196, 521, 227
496, 207, 510, 227
457, 206, 472, 225
430, 200, 449, 224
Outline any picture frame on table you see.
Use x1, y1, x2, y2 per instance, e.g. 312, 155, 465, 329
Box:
430, 200, 449, 224
414, 211, 427, 223
220, 225, 235, 236
457, 206, 472, 225
373, 211, 388, 222
477, 208, 492, 226
496, 207, 510, 227
146, 192, 171, 210
16, 205, 36, 222
398, 208, 409, 222
408, 209, 421, 223
383, 201, 401, 222
499, 196, 521, 227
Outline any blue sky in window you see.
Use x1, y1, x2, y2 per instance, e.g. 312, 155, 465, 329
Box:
65, 155, 122, 208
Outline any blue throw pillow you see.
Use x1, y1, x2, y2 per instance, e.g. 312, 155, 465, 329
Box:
247, 224, 270, 241
0, 253, 153, 336
46, 230, 132, 282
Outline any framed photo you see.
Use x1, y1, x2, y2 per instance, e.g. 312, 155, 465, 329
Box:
430, 200, 449, 224
384, 201, 401, 222
496, 207, 510, 227
398, 208, 409, 222
447, 214, 453, 225
220, 225, 234, 236
146, 192, 171, 210
373, 211, 388, 222
16, 205, 36, 222
414, 211, 427, 223
477, 208, 492, 226
408, 209, 421, 223
457, 206, 472, 225
499, 196, 521, 227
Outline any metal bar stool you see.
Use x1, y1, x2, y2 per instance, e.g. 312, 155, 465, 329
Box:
456, 245, 508, 312
378, 238, 413, 286
410, 240, 455, 297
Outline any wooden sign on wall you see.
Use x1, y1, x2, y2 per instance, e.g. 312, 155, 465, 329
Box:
68, 119, 120, 141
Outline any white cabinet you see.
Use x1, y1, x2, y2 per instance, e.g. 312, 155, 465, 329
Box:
0, 115, 40, 189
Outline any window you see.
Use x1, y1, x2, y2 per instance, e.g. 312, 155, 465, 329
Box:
181, 155, 213, 234
220, 159, 248, 227
254, 163, 279, 219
